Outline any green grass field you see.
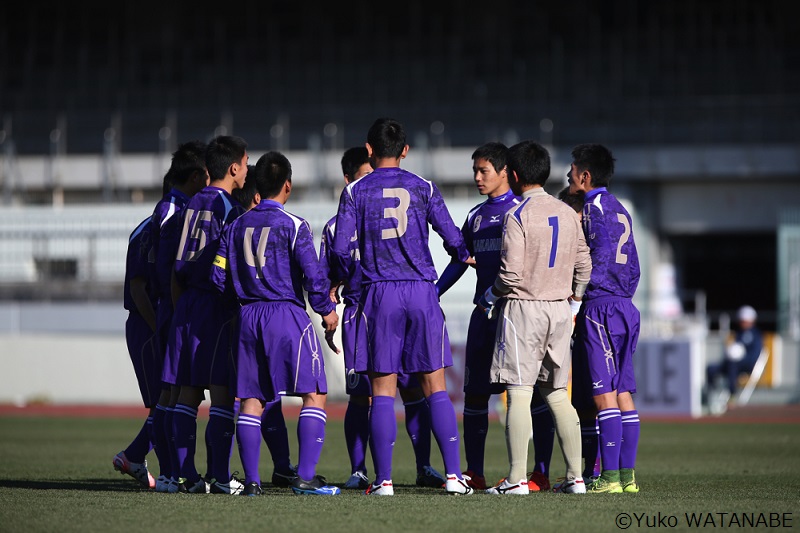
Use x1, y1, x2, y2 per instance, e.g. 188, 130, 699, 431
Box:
0, 413, 798, 532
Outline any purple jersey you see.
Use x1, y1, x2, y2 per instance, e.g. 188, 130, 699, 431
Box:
462, 190, 521, 303
320, 215, 361, 307
582, 187, 640, 301
149, 188, 190, 299
212, 200, 335, 317
174, 185, 244, 293
123, 217, 157, 312
331, 167, 469, 284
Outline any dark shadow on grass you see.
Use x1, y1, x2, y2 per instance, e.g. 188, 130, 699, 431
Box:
0, 478, 151, 492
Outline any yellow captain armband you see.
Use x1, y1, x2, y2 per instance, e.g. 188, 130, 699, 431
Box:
213, 255, 227, 269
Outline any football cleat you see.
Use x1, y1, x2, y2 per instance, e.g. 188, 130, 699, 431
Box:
112, 451, 155, 489
291, 475, 340, 495
461, 470, 487, 491
178, 477, 209, 494
344, 471, 370, 490
365, 479, 394, 496
586, 477, 623, 494
209, 474, 245, 495
416, 465, 446, 488
528, 470, 551, 492
242, 482, 263, 496
485, 478, 530, 495
552, 477, 586, 494
445, 474, 474, 495
620, 469, 640, 493
155, 475, 179, 493
271, 465, 298, 487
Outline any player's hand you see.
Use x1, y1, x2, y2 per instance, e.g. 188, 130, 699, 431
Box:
329, 283, 342, 304
465, 256, 477, 268
324, 330, 340, 354
568, 297, 582, 318
322, 310, 338, 332
477, 287, 499, 319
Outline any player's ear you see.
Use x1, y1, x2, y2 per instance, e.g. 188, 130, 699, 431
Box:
365, 143, 374, 158
400, 144, 409, 159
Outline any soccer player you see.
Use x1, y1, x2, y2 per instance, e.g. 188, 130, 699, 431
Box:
146, 141, 209, 493
232, 166, 297, 487
321, 146, 446, 490
112, 213, 159, 490
212, 151, 340, 496
165, 135, 248, 494
330, 118, 473, 496
568, 143, 641, 494
481, 140, 591, 495
435, 142, 549, 491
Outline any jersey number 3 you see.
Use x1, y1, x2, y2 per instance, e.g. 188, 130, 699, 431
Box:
382, 188, 410, 240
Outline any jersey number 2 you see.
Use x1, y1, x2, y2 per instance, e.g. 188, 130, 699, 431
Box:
615, 213, 631, 265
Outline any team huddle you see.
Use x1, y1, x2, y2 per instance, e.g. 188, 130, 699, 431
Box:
114, 117, 641, 497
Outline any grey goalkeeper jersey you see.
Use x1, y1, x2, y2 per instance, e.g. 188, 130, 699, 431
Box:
493, 187, 591, 300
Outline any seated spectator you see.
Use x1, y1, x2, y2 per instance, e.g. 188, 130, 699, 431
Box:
707, 305, 764, 396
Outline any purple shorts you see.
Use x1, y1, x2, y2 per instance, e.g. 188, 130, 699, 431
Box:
463, 307, 505, 396
126, 311, 162, 407
234, 301, 327, 402
355, 281, 452, 375
572, 296, 640, 406
162, 288, 234, 388
343, 304, 420, 396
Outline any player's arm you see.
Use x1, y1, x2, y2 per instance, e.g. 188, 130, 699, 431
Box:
427, 184, 470, 263
297, 220, 338, 324
584, 203, 613, 285
330, 188, 357, 283
570, 214, 592, 316
436, 217, 472, 297
478, 210, 522, 316
210, 226, 231, 296
130, 276, 157, 332
319, 221, 342, 304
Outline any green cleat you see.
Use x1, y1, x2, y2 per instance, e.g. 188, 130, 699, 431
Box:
620, 469, 639, 493
587, 476, 623, 494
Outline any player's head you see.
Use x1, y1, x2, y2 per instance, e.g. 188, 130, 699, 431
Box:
254, 151, 292, 200
168, 140, 208, 187
507, 140, 551, 189
472, 142, 510, 197
232, 164, 260, 209
162, 170, 174, 197
557, 185, 585, 214
206, 135, 248, 185
366, 118, 407, 160
341, 146, 372, 184
569, 143, 615, 190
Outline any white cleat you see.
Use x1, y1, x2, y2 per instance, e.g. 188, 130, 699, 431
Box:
553, 477, 586, 494
445, 474, 474, 495
486, 478, 530, 495
365, 479, 394, 496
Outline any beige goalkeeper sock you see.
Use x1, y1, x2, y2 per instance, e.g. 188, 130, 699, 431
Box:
505, 385, 534, 482
540, 386, 583, 480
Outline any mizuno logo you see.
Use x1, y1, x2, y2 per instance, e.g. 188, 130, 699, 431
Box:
449, 437, 458, 442
606, 442, 616, 447
593, 381, 603, 389
490, 215, 500, 222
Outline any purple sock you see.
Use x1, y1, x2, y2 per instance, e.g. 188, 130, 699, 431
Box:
427, 391, 461, 476
404, 397, 431, 472
152, 405, 172, 477
262, 398, 292, 473
594, 420, 602, 477
344, 400, 370, 474
124, 417, 153, 463
173, 403, 200, 482
208, 406, 235, 482
462, 402, 489, 476
166, 406, 180, 480
597, 408, 622, 473
297, 407, 326, 481
620, 410, 640, 469
369, 396, 397, 483
531, 402, 554, 476
580, 419, 599, 479
236, 413, 262, 486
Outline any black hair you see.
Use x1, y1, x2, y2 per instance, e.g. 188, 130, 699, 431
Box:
341, 146, 370, 180
557, 186, 585, 213
205, 135, 248, 182
254, 151, 292, 199
366, 118, 406, 159
508, 141, 551, 187
168, 140, 207, 185
471, 142, 509, 174
232, 164, 259, 207
571, 143, 615, 188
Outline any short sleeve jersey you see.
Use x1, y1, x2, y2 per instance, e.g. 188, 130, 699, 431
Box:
124, 216, 156, 312
212, 200, 335, 316
462, 190, 521, 304
174, 185, 244, 292
320, 215, 361, 307
331, 166, 469, 284
581, 187, 640, 300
